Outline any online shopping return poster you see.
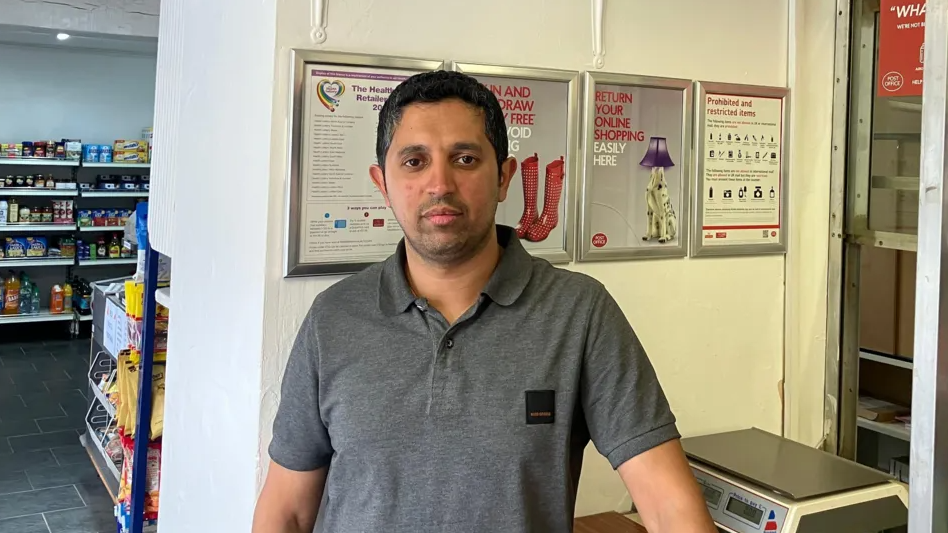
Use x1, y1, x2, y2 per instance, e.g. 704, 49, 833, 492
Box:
475, 75, 569, 255
587, 85, 684, 251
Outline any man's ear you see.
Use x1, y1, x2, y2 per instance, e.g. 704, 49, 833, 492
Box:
497, 156, 519, 203
369, 164, 391, 206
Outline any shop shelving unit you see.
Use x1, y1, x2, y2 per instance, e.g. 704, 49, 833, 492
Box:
0, 157, 150, 325
837, 0, 917, 482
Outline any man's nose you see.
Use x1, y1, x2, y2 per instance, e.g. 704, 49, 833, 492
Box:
424, 158, 458, 197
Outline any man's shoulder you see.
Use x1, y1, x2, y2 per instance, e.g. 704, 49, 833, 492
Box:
528, 257, 609, 301
310, 260, 385, 311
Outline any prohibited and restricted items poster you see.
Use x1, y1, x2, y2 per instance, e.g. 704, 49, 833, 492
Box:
452, 63, 580, 263
693, 82, 789, 257
285, 51, 443, 277
579, 73, 692, 261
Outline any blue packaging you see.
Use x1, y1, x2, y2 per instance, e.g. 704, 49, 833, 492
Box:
100, 145, 112, 163
83, 144, 99, 163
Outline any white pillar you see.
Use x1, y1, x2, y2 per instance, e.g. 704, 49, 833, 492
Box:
910, 0, 948, 530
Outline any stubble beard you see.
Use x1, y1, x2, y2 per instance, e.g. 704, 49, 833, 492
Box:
400, 198, 498, 268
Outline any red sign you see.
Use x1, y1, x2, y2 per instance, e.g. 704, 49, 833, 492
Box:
878, 0, 926, 97
591, 233, 607, 248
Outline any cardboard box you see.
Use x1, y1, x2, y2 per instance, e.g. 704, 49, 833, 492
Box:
858, 396, 910, 423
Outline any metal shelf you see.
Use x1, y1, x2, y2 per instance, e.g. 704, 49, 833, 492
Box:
0, 310, 73, 324
860, 350, 913, 370
89, 379, 117, 418
79, 430, 119, 502
76, 311, 93, 322
0, 258, 74, 268
0, 224, 76, 233
857, 417, 911, 442
0, 159, 79, 167
80, 190, 148, 198
78, 225, 125, 232
78, 258, 137, 266
871, 175, 919, 191
0, 188, 78, 197
81, 162, 150, 169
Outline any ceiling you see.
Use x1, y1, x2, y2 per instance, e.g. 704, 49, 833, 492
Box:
0, 24, 157, 55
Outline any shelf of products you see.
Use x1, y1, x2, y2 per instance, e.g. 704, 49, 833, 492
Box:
82, 191, 149, 198
0, 188, 78, 197
79, 258, 138, 266
83, 163, 151, 169
0, 309, 73, 324
0, 224, 77, 233
76, 310, 93, 322
0, 158, 79, 167
0, 258, 75, 267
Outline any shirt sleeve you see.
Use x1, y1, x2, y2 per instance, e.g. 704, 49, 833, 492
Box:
268, 305, 333, 471
581, 285, 681, 469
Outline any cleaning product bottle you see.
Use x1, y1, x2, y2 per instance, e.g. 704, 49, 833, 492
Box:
50, 285, 63, 314
2, 271, 17, 315
8, 199, 17, 223
0, 200, 8, 226
63, 283, 73, 313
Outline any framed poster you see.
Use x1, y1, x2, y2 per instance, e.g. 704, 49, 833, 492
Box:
578, 73, 693, 261
285, 50, 444, 277
449, 62, 581, 263
692, 82, 790, 257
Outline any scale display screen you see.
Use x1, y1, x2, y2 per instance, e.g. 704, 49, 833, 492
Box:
701, 484, 723, 507
725, 496, 764, 525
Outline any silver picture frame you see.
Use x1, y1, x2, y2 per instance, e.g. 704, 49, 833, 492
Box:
578, 72, 693, 262
691, 81, 791, 257
284, 50, 444, 277
448, 61, 581, 264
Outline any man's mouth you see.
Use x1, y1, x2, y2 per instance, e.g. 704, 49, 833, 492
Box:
423, 208, 462, 226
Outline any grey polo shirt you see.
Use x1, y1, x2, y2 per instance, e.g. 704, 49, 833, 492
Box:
269, 224, 679, 533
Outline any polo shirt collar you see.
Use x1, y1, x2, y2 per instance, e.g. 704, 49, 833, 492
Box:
377, 224, 533, 315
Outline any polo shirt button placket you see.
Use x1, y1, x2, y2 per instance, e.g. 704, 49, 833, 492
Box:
446, 338, 454, 349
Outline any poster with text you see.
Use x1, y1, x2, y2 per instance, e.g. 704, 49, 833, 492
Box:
474, 74, 570, 258
878, 0, 925, 97
298, 64, 420, 267
581, 81, 687, 260
699, 92, 784, 249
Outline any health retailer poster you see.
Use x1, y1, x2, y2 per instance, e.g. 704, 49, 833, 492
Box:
582, 81, 686, 259
473, 74, 570, 258
878, 0, 925, 97
300, 64, 417, 265
699, 93, 784, 247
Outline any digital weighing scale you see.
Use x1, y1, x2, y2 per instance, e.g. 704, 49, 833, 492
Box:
681, 428, 908, 533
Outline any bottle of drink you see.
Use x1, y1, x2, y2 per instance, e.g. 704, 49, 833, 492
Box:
50, 285, 64, 314
63, 283, 73, 313
31, 286, 40, 315
19, 278, 30, 315
0, 200, 8, 225
109, 234, 120, 259
2, 271, 18, 315
97, 236, 107, 259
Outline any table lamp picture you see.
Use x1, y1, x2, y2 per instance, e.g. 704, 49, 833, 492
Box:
515, 153, 566, 243
639, 136, 678, 244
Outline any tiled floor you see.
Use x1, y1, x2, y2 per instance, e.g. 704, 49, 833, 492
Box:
0, 337, 116, 533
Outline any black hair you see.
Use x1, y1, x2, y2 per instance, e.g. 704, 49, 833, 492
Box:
375, 70, 508, 175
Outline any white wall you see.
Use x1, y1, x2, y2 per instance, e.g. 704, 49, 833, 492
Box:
0, 0, 159, 38
153, 0, 838, 530
0, 43, 156, 143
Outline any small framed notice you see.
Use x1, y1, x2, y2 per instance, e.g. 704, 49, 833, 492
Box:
578, 72, 693, 261
692, 82, 790, 257
285, 50, 444, 277
449, 62, 581, 263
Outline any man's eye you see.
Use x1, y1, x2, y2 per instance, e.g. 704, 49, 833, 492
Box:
404, 158, 423, 168
456, 155, 476, 165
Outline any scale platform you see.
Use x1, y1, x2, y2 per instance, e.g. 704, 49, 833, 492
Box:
681, 428, 908, 533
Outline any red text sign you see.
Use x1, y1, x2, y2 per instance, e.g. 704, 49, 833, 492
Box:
878, 0, 925, 97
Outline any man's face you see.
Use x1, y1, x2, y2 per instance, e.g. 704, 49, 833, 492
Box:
370, 98, 517, 266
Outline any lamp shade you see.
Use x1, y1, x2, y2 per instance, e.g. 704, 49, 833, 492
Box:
639, 136, 675, 168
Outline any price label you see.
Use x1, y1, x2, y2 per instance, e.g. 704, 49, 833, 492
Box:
103, 298, 128, 358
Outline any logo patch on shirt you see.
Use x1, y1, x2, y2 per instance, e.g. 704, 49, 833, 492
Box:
525, 390, 555, 425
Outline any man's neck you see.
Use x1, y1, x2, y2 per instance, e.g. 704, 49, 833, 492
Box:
405, 232, 502, 324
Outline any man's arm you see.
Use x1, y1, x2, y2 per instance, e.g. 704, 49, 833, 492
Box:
252, 462, 327, 533
617, 440, 717, 533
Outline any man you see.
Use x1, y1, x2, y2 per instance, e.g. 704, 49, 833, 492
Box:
252, 70, 716, 533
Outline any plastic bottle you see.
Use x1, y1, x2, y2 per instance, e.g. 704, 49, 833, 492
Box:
19, 279, 30, 315
63, 283, 73, 313
2, 272, 17, 315
31, 286, 39, 315
0, 200, 8, 225
50, 285, 64, 314
8, 199, 17, 223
